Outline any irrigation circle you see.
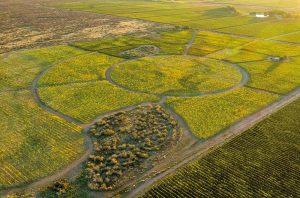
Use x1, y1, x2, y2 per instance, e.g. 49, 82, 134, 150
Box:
109, 55, 245, 97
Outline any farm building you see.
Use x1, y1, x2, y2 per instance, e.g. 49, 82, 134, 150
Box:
250, 12, 269, 18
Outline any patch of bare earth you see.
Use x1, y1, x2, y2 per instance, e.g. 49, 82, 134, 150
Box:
0, 0, 167, 53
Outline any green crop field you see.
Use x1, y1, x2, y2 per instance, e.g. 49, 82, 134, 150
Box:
0, 46, 86, 91
273, 31, 300, 43
0, 46, 88, 189
53, 1, 271, 30
38, 53, 122, 86
239, 58, 300, 94
166, 87, 278, 139
142, 97, 300, 197
206, 0, 300, 8
111, 55, 242, 96
242, 40, 300, 56
210, 49, 267, 63
38, 81, 158, 123
189, 31, 252, 56
220, 19, 300, 38
72, 29, 193, 56
0, 90, 84, 188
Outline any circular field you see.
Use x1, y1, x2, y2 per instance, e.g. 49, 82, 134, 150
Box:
110, 55, 243, 96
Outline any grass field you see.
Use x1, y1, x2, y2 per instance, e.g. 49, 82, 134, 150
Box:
111, 55, 242, 96
166, 87, 279, 139
143, 97, 300, 197
38, 81, 159, 123
0, 90, 84, 189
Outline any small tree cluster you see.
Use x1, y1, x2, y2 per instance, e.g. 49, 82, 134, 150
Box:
50, 179, 70, 195
86, 105, 181, 191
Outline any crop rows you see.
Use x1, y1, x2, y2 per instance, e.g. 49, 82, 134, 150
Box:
143, 97, 300, 198
221, 19, 300, 38
189, 31, 252, 56
240, 57, 300, 94
242, 40, 300, 57
166, 87, 279, 139
38, 53, 122, 86
208, 49, 267, 63
0, 91, 84, 188
72, 29, 192, 56
38, 81, 159, 123
273, 31, 300, 44
111, 56, 242, 96
0, 46, 86, 91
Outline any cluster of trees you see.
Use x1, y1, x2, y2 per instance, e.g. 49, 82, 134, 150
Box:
50, 179, 70, 195
120, 45, 159, 59
86, 105, 181, 191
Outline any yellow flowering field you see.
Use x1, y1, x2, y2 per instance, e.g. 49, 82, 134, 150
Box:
111, 55, 242, 96
0, 91, 84, 188
166, 87, 279, 139
38, 80, 159, 123
0, 46, 86, 91
38, 53, 122, 86
240, 58, 300, 94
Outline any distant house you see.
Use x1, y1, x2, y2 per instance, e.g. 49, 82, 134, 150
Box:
250, 12, 269, 18
255, 13, 269, 18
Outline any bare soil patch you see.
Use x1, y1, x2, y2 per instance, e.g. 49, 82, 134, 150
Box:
0, 0, 166, 53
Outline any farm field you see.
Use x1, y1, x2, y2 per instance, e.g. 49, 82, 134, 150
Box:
0, 90, 84, 189
166, 87, 279, 139
55, 1, 273, 30
0, 46, 86, 91
71, 29, 193, 56
205, 0, 300, 8
239, 58, 300, 94
1, 0, 300, 197
38, 53, 122, 86
38, 81, 158, 123
220, 19, 300, 38
273, 31, 300, 43
189, 31, 251, 56
110, 55, 242, 96
142, 97, 300, 198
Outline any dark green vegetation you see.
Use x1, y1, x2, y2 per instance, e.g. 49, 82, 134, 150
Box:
87, 105, 181, 190
143, 98, 300, 197
120, 45, 160, 59
71, 30, 192, 56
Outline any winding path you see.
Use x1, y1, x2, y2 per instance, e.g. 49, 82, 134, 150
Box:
184, 30, 197, 55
